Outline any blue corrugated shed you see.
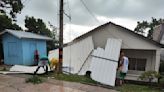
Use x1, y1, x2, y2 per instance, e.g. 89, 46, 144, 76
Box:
0, 29, 52, 65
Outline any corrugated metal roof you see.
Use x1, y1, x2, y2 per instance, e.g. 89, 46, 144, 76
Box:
0, 29, 52, 40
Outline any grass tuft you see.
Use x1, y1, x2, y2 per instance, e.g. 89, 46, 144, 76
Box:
26, 75, 44, 84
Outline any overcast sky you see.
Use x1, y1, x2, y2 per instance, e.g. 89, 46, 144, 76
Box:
16, 0, 164, 43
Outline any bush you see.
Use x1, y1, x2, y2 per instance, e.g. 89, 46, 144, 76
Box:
139, 71, 160, 83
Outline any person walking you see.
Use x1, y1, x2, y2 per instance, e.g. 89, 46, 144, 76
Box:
34, 56, 49, 75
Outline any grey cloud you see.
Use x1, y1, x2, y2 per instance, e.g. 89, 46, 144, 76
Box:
69, 0, 164, 23
17, 0, 164, 28
17, 0, 58, 28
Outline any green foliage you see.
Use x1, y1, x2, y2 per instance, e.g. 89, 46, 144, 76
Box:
26, 75, 43, 84
0, 0, 23, 32
25, 16, 47, 34
42, 73, 98, 84
134, 17, 164, 39
116, 84, 161, 92
0, 0, 23, 19
134, 21, 149, 34
139, 71, 161, 83
54, 74, 98, 84
25, 16, 59, 50
0, 14, 22, 32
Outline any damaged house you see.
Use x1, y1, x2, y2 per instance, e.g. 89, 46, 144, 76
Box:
49, 22, 163, 86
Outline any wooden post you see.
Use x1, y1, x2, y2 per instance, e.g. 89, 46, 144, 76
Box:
58, 0, 64, 73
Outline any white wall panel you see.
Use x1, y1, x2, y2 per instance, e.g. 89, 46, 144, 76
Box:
90, 38, 122, 86
48, 36, 94, 74
69, 36, 94, 74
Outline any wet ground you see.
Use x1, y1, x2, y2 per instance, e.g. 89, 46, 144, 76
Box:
0, 74, 118, 92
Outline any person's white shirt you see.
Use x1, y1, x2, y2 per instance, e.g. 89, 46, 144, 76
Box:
121, 56, 129, 73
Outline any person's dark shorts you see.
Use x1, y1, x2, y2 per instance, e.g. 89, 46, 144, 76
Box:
117, 72, 126, 80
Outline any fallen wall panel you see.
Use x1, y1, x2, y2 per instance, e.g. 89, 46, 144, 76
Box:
90, 38, 122, 86
48, 36, 94, 74
10, 65, 51, 74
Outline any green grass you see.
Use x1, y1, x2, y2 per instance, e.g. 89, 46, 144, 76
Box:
116, 84, 161, 92
42, 72, 98, 84
55, 74, 98, 84
41, 72, 162, 92
26, 75, 44, 84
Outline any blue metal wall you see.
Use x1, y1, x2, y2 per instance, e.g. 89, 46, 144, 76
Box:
22, 39, 47, 65
2, 34, 23, 65
2, 33, 47, 65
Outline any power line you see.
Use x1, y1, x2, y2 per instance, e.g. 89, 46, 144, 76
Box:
66, 0, 71, 19
63, 0, 71, 21
79, 0, 100, 24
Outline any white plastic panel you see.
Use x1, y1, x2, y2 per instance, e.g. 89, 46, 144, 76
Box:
68, 36, 94, 74
78, 54, 92, 75
90, 38, 122, 86
10, 65, 51, 74
48, 36, 94, 74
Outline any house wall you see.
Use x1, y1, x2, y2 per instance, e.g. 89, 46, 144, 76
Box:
91, 24, 161, 81
125, 49, 156, 72
91, 24, 161, 50
74, 24, 161, 81
123, 49, 156, 80
2, 34, 23, 65
22, 39, 47, 65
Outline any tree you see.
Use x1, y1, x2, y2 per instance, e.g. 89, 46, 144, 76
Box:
25, 16, 58, 51
134, 17, 164, 39
25, 16, 51, 35
0, 0, 23, 19
0, 14, 22, 31
0, 0, 23, 32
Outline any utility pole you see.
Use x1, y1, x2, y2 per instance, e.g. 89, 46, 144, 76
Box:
58, 0, 64, 73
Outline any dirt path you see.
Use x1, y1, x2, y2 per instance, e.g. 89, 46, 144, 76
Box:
0, 74, 118, 92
